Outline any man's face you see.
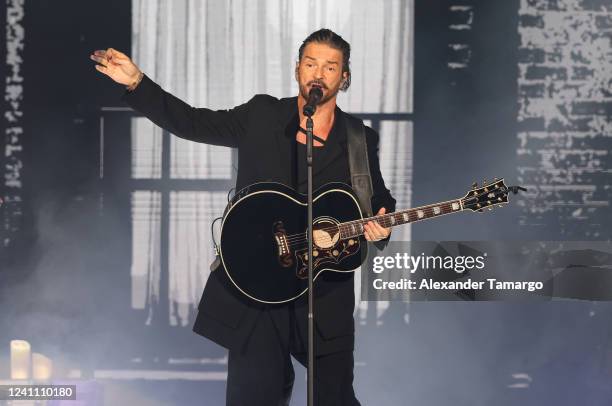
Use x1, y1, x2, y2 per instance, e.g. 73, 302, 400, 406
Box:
296, 42, 347, 106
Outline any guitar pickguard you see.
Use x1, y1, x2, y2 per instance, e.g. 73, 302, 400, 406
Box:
295, 217, 361, 279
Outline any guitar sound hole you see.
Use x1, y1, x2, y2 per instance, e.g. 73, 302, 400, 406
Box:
312, 219, 340, 249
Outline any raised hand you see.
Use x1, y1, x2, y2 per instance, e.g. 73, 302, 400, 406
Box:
90, 48, 141, 86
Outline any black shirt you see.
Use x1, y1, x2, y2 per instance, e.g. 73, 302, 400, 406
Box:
288, 109, 351, 193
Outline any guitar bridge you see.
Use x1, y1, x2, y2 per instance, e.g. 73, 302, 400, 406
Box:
274, 221, 293, 268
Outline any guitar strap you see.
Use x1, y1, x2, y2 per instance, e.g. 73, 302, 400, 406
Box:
344, 114, 374, 217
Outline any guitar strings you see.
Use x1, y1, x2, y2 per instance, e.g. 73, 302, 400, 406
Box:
281, 188, 505, 247
283, 203, 447, 246
284, 201, 465, 245
282, 198, 465, 243
283, 200, 458, 242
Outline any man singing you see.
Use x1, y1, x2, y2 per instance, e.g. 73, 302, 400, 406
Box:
91, 28, 395, 405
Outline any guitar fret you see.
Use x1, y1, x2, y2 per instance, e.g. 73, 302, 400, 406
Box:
403, 202, 451, 222
339, 200, 464, 239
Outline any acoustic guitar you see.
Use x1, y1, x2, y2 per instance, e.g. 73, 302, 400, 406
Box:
219, 178, 516, 303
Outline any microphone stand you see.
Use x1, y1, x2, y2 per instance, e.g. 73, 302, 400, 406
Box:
305, 111, 315, 406
303, 86, 321, 406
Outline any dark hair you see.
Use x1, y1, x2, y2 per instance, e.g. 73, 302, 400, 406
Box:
298, 28, 351, 91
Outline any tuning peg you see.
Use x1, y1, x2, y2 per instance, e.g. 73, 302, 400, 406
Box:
483, 179, 487, 185
472, 182, 478, 188
498, 204, 503, 208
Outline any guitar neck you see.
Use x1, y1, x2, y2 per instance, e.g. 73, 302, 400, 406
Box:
338, 198, 464, 239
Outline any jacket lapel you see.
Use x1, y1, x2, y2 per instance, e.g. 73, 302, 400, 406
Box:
271, 97, 298, 187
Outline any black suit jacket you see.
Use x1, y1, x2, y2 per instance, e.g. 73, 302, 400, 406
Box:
123, 75, 396, 354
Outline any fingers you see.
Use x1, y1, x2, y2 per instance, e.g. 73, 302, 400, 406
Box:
106, 48, 127, 58
364, 223, 375, 241
106, 48, 130, 62
90, 54, 108, 66
364, 207, 391, 241
91, 54, 111, 75
374, 207, 391, 239
364, 221, 387, 241
91, 49, 130, 66
94, 64, 108, 75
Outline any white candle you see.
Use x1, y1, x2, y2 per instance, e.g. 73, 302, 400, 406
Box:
32, 353, 52, 380
10, 340, 31, 380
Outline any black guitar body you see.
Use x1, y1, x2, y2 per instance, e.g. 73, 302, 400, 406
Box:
220, 182, 367, 303
218, 177, 515, 303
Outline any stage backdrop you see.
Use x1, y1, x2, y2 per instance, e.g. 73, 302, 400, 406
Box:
113, 0, 415, 328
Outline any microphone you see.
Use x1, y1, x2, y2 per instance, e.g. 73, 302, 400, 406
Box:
302, 86, 323, 117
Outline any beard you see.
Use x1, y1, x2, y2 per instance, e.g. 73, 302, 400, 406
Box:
299, 80, 341, 106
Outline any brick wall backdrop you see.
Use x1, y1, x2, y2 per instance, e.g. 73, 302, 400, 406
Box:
517, 0, 612, 239
2, 1, 25, 249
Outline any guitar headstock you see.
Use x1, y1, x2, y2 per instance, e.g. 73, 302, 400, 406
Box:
461, 178, 509, 212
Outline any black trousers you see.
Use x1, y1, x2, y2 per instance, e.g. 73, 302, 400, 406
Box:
225, 305, 361, 406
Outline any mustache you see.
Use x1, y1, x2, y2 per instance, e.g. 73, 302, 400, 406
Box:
307, 81, 327, 89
